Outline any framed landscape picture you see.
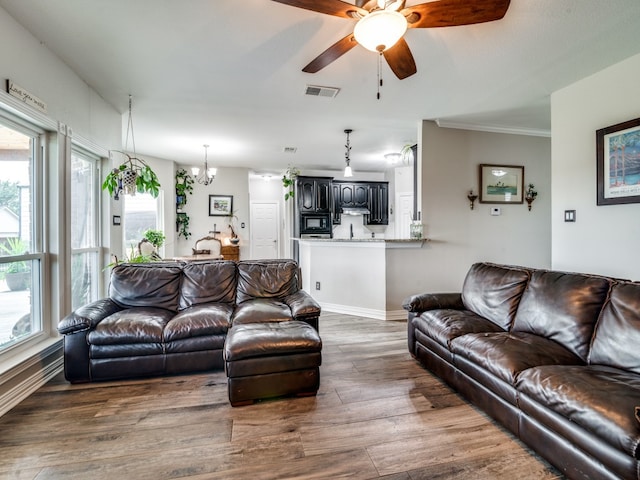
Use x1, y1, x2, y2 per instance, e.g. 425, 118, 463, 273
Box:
479, 164, 524, 204
209, 195, 233, 216
596, 117, 640, 206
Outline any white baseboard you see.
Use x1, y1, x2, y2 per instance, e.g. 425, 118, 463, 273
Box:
0, 341, 63, 417
321, 303, 407, 321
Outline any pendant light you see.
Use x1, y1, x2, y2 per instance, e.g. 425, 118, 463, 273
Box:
192, 144, 216, 185
344, 129, 353, 178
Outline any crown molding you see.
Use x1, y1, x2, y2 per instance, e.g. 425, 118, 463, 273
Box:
435, 119, 551, 138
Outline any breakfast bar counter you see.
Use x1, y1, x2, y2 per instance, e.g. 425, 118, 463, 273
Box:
296, 238, 427, 320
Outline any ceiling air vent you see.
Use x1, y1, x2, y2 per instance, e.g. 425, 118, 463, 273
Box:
305, 85, 340, 98
283, 147, 297, 154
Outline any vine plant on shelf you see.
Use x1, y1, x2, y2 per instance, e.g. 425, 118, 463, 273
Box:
175, 168, 194, 239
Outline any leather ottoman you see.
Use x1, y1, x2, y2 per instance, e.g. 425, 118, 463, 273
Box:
224, 321, 322, 406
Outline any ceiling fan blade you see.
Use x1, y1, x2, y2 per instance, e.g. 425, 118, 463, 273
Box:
302, 34, 358, 73
383, 38, 417, 79
271, 0, 366, 19
403, 0, 510, 28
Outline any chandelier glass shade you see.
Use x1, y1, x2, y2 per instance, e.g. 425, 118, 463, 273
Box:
192, 144, 216, 185
353, 10, 408, 52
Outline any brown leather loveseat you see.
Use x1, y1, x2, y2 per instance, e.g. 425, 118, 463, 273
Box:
403, 262, 640, 480
58, 259, 320, 383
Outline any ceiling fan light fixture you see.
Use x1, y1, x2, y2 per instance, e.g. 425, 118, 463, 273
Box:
353, 10, 407, 53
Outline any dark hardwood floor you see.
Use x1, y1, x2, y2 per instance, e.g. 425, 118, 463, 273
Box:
0, 313, 562, 479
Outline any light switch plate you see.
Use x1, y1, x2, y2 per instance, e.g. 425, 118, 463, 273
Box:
490, 207, 501, 216
564, 210, 576, 222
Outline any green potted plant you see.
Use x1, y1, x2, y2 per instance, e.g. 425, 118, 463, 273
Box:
143, 229, 165, 249
175, 168, 194, 209
176, 212, 191, 239
0, 237, 30, 291
102, 153, 161, 199
282, 165, 300, 201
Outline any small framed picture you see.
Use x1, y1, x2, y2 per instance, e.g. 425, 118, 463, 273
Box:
209, 195, 233, 216
479, 164, 524, 204
112, 215, 121, 226
596, 116, 640, 206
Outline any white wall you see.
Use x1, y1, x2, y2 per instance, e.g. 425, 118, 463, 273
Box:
551, 52, 640, 279
413, 121, 552, 293
174, 167, 250, 258
0, 8, 119, 149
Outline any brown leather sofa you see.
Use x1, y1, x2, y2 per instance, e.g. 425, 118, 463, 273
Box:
58, 259, 320, 383
403, 262, 640, 480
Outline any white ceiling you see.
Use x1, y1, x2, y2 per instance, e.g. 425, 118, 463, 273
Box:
2, 0, 640, 174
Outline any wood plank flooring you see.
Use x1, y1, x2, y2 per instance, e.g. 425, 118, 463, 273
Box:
0, 313, 562, 479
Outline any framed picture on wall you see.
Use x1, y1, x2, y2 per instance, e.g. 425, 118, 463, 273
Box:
479, 164, 524, 204
596, 116, 640, 206
209, 195, 233, 216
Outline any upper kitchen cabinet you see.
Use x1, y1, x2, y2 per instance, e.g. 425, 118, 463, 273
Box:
366, 182, 389, 226
297, 176, 332, 213
336, 182, 369, 208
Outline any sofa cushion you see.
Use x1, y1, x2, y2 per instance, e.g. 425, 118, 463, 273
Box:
412, 309, 505, 349
451, 331, 583, 386
461, 263, 530, 330
516, 365, 640, 459
589, 281, 640, 375
109, 263, 182, 312
512, 270, 611, 362
179, 260, 237, 310
232, 299, 292, 325
87, 307, 174, 344
236, 260, 299, 304
164, 304, 233, 342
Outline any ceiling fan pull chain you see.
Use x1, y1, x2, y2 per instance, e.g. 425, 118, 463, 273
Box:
377, 52, 383, 100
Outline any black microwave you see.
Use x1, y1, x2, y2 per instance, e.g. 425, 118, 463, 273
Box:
299, 213, 332, 236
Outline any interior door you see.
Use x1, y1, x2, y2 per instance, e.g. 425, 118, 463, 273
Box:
395, 192, 413, 239
250, 202, 279, 259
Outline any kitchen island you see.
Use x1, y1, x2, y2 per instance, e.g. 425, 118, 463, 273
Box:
297, 238, 427, 320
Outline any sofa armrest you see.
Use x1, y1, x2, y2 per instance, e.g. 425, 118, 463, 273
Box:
402, 293, 464, 313
284, 290, 321, 320
58, 298, 123, 335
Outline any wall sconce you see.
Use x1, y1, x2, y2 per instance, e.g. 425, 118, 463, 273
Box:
525, 184, 538, 211
467, 190, 478, 210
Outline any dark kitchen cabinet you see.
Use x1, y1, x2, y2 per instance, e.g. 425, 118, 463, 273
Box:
332, 182, 341, 225
297, 176, 332, 213
337, 182, 369, 208
365, 182, 389, 225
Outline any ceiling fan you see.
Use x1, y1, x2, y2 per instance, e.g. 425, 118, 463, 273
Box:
272, 0, 511, 79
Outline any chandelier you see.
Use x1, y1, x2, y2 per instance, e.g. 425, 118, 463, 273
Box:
344, 129, 353, 178
191, 144, 216, 185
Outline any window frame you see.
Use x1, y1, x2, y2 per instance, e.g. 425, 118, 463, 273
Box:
0, 114, 48, 356
70, 146, 103, 309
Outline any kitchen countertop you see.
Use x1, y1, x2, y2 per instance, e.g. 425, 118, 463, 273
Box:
296, 238, 426, 242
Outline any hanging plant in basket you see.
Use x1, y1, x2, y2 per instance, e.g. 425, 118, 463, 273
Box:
102, 153, 161, 199
102, 95, 161, 199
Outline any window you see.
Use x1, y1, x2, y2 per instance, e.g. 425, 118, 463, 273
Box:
0, 121, 44, 352
123, 192, 164, 258
70, 148, 100, 309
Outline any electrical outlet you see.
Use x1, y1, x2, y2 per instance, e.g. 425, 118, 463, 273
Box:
315, 281, 321, 290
